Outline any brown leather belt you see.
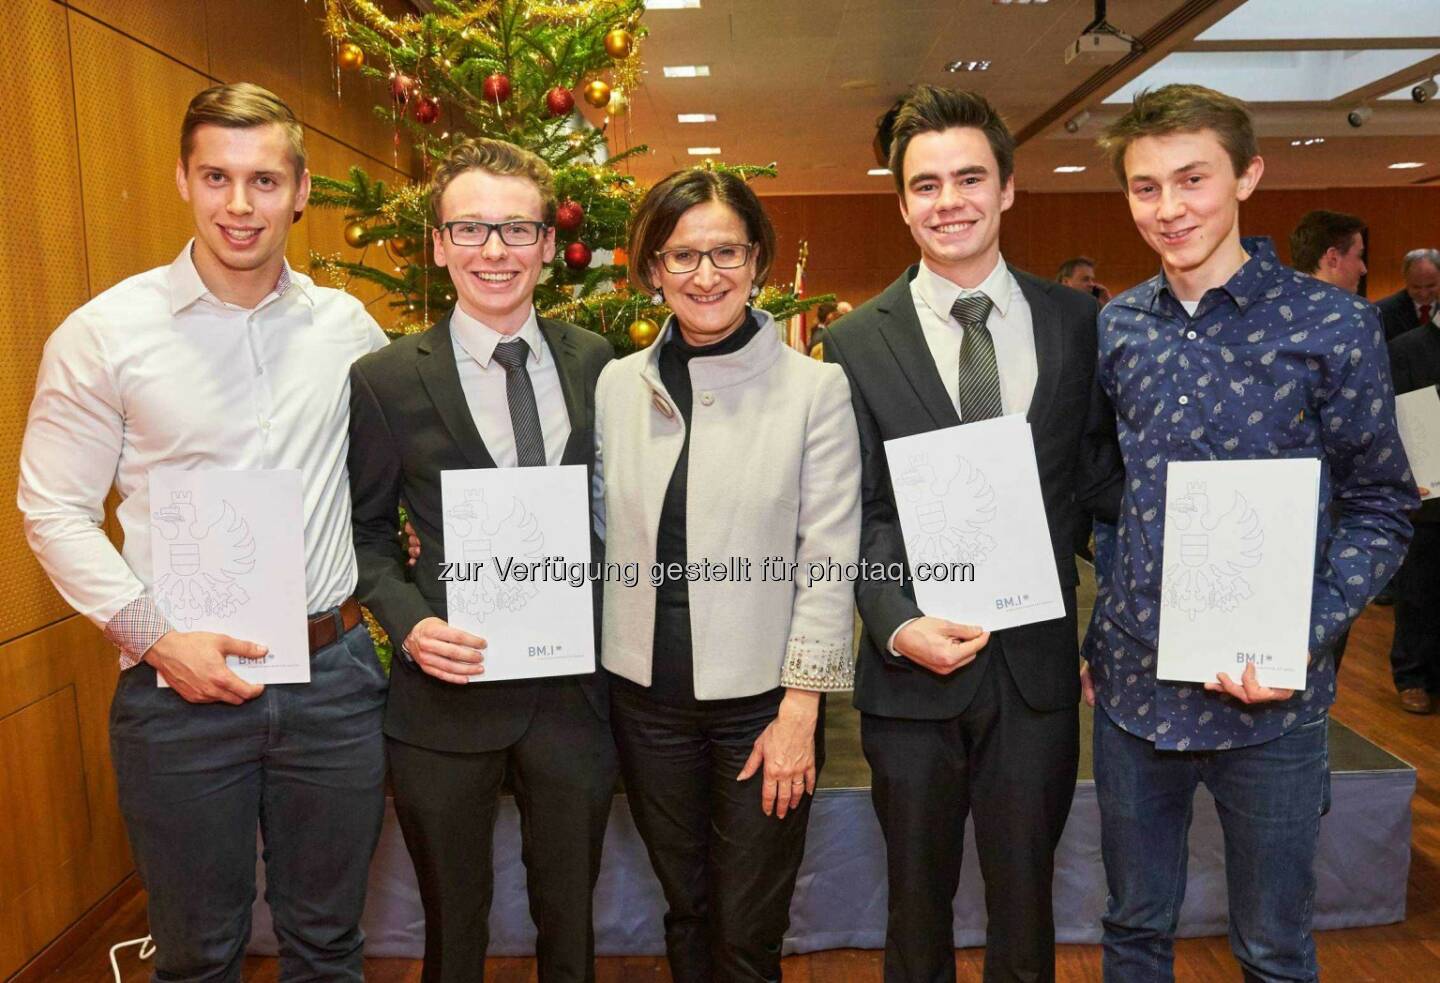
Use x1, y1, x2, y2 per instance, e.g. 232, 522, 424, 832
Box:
308, 597, 363, 653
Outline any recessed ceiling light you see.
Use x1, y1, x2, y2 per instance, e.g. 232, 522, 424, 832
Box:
663, 65, 711, 78
677, 113, 717, 123
1389, 161, 1426, 169
867, 168, 892, 176
1053, 165, 1087, 173
646, 0, 701, 10
945, 60, 991, 72
993, 0, 1049, 5
1289, 137, 1326, 146
688, 147, 721, 155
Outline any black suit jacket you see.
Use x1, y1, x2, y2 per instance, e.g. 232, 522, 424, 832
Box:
348, 311, 613, 753
1378, 289, 1424, 344
1389, 324, 1440, 525
825, 266, 1098, 719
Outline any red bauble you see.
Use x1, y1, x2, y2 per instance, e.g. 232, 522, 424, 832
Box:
414, 95, 441, 124
563, 241, 592, 270
390, 72, 416, 105
482, 72, 512, 103
555, 200, 584, 232
545, 86, 575, 117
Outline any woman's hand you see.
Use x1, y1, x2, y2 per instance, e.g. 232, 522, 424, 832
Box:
737, 689, 820, 818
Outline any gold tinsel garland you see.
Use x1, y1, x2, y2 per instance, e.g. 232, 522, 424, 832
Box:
327, 0, 637, 43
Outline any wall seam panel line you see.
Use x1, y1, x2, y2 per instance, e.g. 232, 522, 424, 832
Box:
0, 613, 84, 651
61, 2, 92, 303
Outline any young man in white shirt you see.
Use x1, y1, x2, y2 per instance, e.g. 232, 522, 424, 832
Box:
18, 83, 389, 980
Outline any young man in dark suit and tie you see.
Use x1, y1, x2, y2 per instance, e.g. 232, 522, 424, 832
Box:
825, 86, 1099, 982
347, 138, 617, 983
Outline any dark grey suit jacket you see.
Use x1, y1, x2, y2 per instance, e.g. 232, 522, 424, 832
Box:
347, 311, 613, 752
825, 265, 1100, 719
1378, 289, 1424, 344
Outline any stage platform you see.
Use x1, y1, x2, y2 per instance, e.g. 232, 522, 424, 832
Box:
249, 698, 1414, 957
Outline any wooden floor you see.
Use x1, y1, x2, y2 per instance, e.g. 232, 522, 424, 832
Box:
42, 603, 1440, 981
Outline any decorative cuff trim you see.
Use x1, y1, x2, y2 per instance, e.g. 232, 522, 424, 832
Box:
780, 634, 854, 691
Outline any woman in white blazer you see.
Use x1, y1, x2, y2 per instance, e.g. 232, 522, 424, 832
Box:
594, 168, 860, 982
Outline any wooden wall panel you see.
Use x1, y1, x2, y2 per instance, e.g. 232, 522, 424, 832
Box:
67, 0, 207, 70
0, 0, 90, 645
765, 187, 1440, 311
70, 10, 206, 294
203, 0, 304, 116
0, 619, 130, 979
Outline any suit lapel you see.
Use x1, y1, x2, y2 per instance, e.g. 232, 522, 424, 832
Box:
415, 312, 497, 470
538, 318, 590, 465
1014, 269, 1064, 430
876, 268, 960, 429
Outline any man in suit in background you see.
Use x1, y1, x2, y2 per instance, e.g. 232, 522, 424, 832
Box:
348, 138, 616, 983
825, 85, 1098, 983
1378, 247, 1440, 343
1388, 316, 1440, 712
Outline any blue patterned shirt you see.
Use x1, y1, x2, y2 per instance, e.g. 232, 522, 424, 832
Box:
1086, 237, 1417, 751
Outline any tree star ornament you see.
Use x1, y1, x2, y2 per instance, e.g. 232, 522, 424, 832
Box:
604, 27, 634, 59
563, 241, 592, 270
582, 79, 611, 108
337, 42, 364, 70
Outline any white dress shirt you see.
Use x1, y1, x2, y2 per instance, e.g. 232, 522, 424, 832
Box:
449, 304, 571, 467
910, 255, 1038, 418
18, 242, 387, 666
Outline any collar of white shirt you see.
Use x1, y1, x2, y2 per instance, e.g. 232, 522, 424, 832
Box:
914, 254, 1014, 326
450, 303, 546, 369
165, 239, 310, 315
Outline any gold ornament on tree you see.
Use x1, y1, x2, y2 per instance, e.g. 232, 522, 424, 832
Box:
604, 27, 634, 59
583, 79, 612, 108
343, 220, 369, 248
628, 317, 659, 348
604, 88, 628, 117
337, 42, 364, 70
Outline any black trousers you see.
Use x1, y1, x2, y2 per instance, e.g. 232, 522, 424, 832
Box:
1391, 522, 1440, 692
610, 682, 823, 983
387, 680, 619, 983
861, 650, 1079, 983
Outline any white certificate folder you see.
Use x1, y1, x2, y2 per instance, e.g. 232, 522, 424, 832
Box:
1157, 458, 1321, 690
441, 465, 596, 682
1395, 387, 1440, 501
883, 414, 1066, 632
148, 469, 310, 685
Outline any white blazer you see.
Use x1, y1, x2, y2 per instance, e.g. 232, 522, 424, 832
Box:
594, 310, 860, 699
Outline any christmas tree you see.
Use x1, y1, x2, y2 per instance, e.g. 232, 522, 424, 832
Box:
311, 0, 827, 354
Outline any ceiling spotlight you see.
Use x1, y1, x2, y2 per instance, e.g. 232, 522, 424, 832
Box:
867, 168, 892, 176
1389, 161, 1426, 169
1289, 137, 1325, 147
945, 60, 991, 72
687, 146, 721, 155
1063, 111, 1091, 134
1413, 78, 1438, 104
1053, 165, 1087, 173
1346, 107, 1373, 128
677, 113, 717, 123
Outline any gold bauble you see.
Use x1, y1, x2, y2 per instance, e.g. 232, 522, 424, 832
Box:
603, 27, 634, 59
628, 317, 659, 349
391, 236, 417, 256
583, 79, 612, 108
343, 220, 368, 248
338, 42, 364, 70
604, 88, 628, 117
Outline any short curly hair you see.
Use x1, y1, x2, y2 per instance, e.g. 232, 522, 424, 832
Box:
429, 138, 557, 224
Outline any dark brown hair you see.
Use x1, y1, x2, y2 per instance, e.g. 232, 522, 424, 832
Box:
1056, 256, 1096, 282
1289, 211, 1366, 275
887, 85, 1015, 196
429, 137, 557, 224
181, 82, 305, 178
627, 168, 776, 294
1099, 84, 1258, 186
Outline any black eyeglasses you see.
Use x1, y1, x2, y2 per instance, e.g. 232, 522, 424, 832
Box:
440, 220, 548, 247
655, 242, 755, 275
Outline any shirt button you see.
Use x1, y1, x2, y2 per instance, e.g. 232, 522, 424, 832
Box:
1186, 330, 1198, 340
700, 393, 715, 406
260, 419, 272, 432
1178, 395, 1190, 406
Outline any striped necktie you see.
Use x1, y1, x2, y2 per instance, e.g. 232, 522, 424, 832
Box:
951, 292, 1002, 422
492, 338, 546, 467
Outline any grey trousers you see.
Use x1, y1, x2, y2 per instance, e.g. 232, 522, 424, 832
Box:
109, 621, 388, 982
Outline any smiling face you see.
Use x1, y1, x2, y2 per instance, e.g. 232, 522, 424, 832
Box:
897, 126, 1014, 288
176, 122, 309, 306
652, 198, 757, 346
1405, 258, 1440, 309
1122, 129, 1263, 301
432, 169, 556, 334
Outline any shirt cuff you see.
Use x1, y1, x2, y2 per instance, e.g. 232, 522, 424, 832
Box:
103, 596, 173, 670
887, 618, 919, 659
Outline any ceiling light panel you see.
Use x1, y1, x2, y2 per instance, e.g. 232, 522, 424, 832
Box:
688, 147, 721, 155
1198, 0, 1438, 41
663, 65, 711, 78
1106, 50, 1440, 104
677, 113, 717, 123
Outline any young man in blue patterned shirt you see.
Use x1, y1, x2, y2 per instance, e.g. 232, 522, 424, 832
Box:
1080, 84, 1417, 981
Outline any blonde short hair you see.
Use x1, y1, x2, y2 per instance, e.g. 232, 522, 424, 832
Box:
429, 138, 557, 224
180, 82, 306, 178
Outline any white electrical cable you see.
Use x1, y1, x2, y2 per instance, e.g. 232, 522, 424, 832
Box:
109, 934, 155, 982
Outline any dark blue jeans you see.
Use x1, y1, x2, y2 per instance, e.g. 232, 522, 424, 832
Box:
1093, 707, 1330, 983
110, 621, 388, 982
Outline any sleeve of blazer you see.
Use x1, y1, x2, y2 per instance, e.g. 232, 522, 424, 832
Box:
348, 361, 435, 650
825, 329, 922, 667
1388, 337, 1415, 394
1077, 309, 1123, 525
780, 365, 861, 691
